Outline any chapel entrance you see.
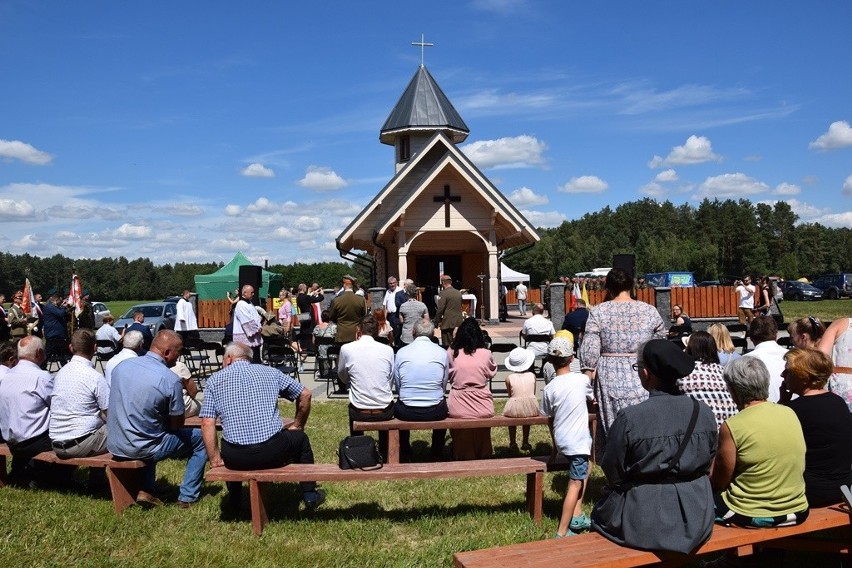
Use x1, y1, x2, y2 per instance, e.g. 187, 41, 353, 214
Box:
414, 254, 462, 288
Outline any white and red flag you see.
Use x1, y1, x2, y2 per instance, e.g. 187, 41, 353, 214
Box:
68, 274, 83, 316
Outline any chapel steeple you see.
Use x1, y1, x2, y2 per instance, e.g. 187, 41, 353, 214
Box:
380, 65, 469, 170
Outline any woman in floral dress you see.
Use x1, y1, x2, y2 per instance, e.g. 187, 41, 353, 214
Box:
579, 268, 665, 453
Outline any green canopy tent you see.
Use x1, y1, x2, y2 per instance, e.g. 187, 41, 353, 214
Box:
194, 251, 283, 300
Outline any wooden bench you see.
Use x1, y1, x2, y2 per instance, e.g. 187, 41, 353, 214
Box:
354, 414, 595, 465
453, 505, 852, 567
206, 457, 546, 536
0, 443, 145, 515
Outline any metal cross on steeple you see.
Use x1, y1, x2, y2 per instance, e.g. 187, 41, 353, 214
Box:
411, 33, 434, 67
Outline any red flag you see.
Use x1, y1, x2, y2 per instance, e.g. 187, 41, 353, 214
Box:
21, 279, 32, 314
22, 278, 42, 317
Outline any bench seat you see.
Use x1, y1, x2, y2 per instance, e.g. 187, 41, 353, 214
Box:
453, 505, 852, 567
206, 457, 547, 535
353, 415, 595, 465
0, 443, 145, 514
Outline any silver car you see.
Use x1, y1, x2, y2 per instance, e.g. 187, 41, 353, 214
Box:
92, 302, 111, 329
114, 302, 178, 334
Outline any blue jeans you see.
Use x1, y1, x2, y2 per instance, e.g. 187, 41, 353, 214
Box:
143, 428, 207, 503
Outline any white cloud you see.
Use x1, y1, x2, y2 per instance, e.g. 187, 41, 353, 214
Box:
773, 183, 800, 196
293, 215, 322, 231
843, 175, 852, 196
246, 197, 276, 213
0, 199, 36, 219
240, 162, 275, 177
639, 182, 666, 197
273, 226, 296, 239
112, 224, 152, 239
648, 135, 721, 168
169, 203, 204, 217
224, 204, 242, 216
809, 121, 852, 150
520, 209, 566, 228
654, 169, 678, 183
693, 173, 769, 199
508, 186, 548, 206
13, 234, 40, 247
815, 211, 852, 228
776, 199, 827, 220
297, 166, 347, 191
461, 135, 547, 169
558, 175, 608, 194
0, 139, 53, 165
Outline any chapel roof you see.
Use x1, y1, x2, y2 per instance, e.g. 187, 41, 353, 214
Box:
380, 65, 470, 145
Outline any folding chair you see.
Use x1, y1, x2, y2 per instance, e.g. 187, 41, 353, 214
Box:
94, 339, 118, 372
263, 336, 299, 379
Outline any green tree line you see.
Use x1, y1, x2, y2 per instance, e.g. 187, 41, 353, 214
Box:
0, 253, 367, 301
506, 198, 851, 285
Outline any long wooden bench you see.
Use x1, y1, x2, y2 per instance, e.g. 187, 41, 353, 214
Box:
0, 443, 145, 514
453, 505, 852, 567
353, 414, 596, 465
206, 457, 546, 535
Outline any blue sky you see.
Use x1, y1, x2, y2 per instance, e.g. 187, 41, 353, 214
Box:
1, 1, 850, 266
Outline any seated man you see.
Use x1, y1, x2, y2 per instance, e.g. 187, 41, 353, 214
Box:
337, 314, 395, 458
561, 299, 589, 350
49, 329, 110, 459
107, 330, 207, 508
200, 342, 324, 510
521, 303, 555, 358
126, 310, 154, 354
0, 336, 66, 487
104, 330, 145, 385
393, 320, 449, 460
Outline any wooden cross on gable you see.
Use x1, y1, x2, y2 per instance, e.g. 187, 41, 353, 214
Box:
434, 185, 460, 228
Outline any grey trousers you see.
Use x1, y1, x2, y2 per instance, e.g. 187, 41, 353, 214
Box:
52, 424, 108, 459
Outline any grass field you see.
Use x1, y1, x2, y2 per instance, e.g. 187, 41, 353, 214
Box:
0, 400, 586, 567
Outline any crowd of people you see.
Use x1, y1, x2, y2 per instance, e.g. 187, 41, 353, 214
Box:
2, 268, 851, 558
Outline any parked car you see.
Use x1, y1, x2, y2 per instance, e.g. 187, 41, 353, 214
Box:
697, 280, 721, 287
811, 273, 852, 300
114, 301, 177, 334
92, 302, 111, 329
779, 281, 823, 301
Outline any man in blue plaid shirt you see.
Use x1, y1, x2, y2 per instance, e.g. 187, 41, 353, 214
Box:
200, 342, 324, 510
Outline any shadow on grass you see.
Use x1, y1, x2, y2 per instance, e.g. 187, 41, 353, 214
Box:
214, 481, 534, 525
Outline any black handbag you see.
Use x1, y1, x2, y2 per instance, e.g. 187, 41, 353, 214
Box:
338, 435, 383, 470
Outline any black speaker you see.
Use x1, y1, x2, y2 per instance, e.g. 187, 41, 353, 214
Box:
239, 265, 263, 304
612, 254, 636, 280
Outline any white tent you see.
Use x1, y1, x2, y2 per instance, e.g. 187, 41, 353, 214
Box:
500, 263, 529, 283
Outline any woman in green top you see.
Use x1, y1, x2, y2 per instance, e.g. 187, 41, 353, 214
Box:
710, 357, 809, 527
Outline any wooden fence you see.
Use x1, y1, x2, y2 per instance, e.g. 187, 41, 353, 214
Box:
503, 286, 740, 319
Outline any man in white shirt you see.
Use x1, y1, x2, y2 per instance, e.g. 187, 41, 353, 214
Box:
735, 276, 755, 325
105, 330, 145, 386
515, 282, 529, 316
233, 285, 263, 363
521, 303, 556, 357
175, 290, 199, 341
383, 276, 401, 339
742, 315, 788, 403
337, 314, 395, 459
49, 329, 110, 458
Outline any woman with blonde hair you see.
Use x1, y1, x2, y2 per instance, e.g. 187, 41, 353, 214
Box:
788, 316, 824, 349
707, 323, 740, 367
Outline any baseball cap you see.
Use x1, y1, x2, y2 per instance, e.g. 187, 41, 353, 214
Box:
547, 337, 574, 358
